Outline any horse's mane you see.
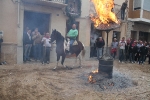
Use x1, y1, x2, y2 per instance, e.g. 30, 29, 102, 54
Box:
55, 30, 64, 42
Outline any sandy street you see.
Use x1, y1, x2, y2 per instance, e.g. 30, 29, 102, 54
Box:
0, 59, 150, 100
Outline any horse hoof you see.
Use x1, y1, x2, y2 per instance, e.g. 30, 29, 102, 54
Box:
66, 66, 72, 70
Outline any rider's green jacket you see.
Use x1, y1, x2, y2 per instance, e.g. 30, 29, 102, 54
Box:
67, 29, 78, 40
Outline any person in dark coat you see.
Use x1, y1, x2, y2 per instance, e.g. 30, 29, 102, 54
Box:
129, 41, 137, 63
121, 0, 128, 20
125, 39, 130, 62
139, 43, 148, 65
135, 40, 142, 63
132, 41, 138, 63
148, 46, 150, 64
0, 36, 3, 64
23, 29, 32, 62
95, 37, 105, 59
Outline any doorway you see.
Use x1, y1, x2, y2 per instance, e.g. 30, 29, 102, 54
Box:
139, 31, 149, 42
131, 31, 137, 40
24, 11, 50, 35
113, 31, 121, 42
23, 11, 50, 59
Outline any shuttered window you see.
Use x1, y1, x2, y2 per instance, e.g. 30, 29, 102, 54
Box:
133, 0, 141, 10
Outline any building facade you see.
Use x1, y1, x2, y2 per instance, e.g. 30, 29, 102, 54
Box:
1, 0, 149, 64
0, 0, 92, 64
128, 0, 150, 41
0, 0, 67, 64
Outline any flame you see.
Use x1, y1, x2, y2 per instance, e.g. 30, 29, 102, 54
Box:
92, 69, 98, 73
88, 69, 98, 83
90, 0, 119, 27
89, 75, 93, 82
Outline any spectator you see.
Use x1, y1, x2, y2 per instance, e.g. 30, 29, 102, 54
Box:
23, 29, 32, 62
0, 36, 3, 44
90, 33, 98, 58
129, 41, 137, 63
135, 41, 143, 63
132, 41, 138, 63
95, 37, 105, 59
144, 42, 149, 62
23, 27, 29, 61
32, 28, 43, 61
111, 38, 118, 59
125, 39, 130, 62
119, 37, 126, 63
102, 37, 105, 55
0, 35, 3, 64
139, 43, 148, 65
148, 46, 150, 64
41, 32, 51, 64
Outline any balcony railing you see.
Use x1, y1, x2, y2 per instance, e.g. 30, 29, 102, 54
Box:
22, 0, 67, 8
41, 0, 66, 4
113, 4, 129, 21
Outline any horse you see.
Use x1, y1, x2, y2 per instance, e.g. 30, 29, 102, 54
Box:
50, 29, 85, 69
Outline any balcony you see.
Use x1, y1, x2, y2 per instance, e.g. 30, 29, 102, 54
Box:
22, 0, 67, 9
128, 0, 150, 24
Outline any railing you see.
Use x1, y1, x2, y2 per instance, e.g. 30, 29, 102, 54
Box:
113, 4, 129, 21
41, 0, 66, 4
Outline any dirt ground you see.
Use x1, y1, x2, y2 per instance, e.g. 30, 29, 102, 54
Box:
0, 58, 150, 100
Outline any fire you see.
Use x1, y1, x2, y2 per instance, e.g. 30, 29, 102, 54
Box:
90, 0, 119, 27
88, 69, 98, 83
89, 75, 93, 82
92, 69, 98, 73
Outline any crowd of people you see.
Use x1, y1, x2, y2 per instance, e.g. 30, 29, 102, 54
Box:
23, 27, 51, 64
111, 37, 150, 65
90, 34, 150, 65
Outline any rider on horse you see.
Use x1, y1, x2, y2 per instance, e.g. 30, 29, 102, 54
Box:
66, 24, 78, 52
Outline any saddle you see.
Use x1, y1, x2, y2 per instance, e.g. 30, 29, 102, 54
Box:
64, 38, 78, 52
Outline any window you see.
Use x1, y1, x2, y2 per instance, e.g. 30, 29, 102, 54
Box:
143, 0, 150, 11
133, 0, 141, 10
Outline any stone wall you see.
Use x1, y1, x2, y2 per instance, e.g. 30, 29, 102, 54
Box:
1, 44, 17, 64
127, 21, 134, 39
126, 21, 150, 41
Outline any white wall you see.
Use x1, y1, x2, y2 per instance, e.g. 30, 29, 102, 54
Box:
114, 0, 126, 5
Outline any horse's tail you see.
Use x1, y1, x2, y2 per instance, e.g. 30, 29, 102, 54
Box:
81, 43, 86, 57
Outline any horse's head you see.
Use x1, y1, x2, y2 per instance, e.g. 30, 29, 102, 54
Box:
51, 29, 63, 43
51, 29, 57, 43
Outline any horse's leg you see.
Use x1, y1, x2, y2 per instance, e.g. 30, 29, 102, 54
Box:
61, 55, 66, 68
53, 54, 60, 69
78, 54, 82, 68
73, 57, 77, 67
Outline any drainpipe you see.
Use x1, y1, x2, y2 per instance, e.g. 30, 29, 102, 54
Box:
17, 0, 20, 28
